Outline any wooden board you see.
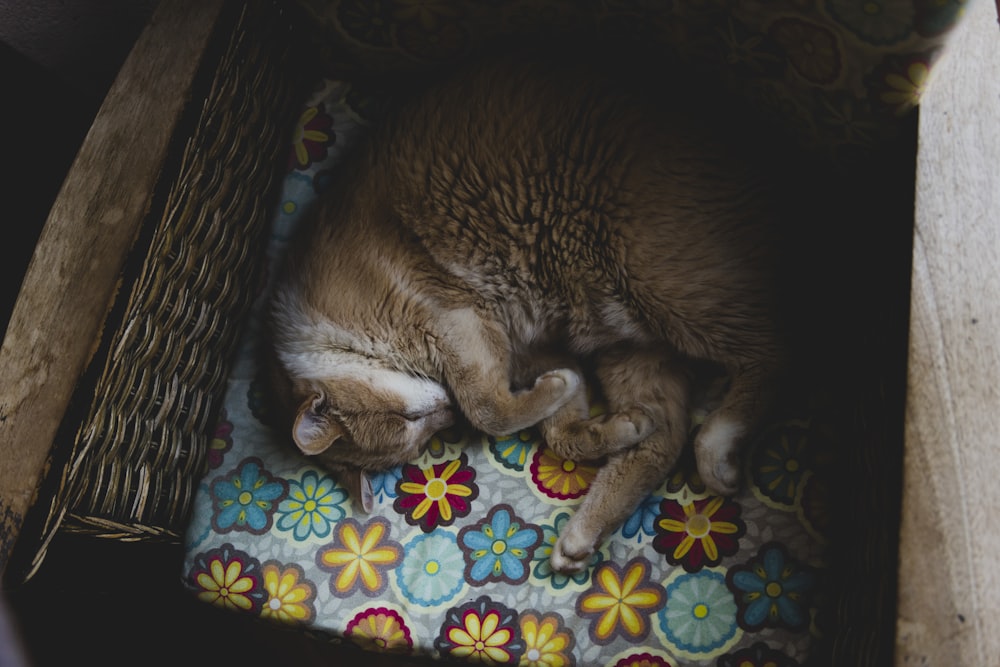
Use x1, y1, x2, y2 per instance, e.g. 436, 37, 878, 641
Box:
896, 0, 1000, 663
0, 0, 226, 577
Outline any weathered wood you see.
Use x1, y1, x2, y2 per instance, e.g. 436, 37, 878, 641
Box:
896, 0, 1000, 664
0, 0, 226, 577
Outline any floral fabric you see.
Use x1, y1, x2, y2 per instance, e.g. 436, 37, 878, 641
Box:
181, 77, 846, 665
293, 0, 966, 158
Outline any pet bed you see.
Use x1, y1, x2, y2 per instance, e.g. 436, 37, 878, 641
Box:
0, 0, 982, 665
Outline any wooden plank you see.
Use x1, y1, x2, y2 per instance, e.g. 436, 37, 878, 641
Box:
0, 0, 226, 576
896, 0, 1000, 664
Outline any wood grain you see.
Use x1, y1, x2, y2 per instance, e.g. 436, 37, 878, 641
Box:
896, 0, 1000, 664
0, 0, 225, 576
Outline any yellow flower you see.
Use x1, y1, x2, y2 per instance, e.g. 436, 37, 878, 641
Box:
519, 612, 573, 667
317, 517, 402, 596
881, 61, 930, 115
260, 562, 316, 624
196, 558, 258, 612
447, 608, 515, 664
576, 558, 665, 644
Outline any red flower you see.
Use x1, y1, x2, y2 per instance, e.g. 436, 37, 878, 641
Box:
652, 496, 745, 572
393, 453, 478, 532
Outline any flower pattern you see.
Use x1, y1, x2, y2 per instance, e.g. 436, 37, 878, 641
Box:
368, 466, 403, 503
728, 543, 816, 632
345, 607, 414, 654
184, 4, 970, 658
211, 458, 287, 534
435, 596, 524, 664
769, 17, 843, 85
260, 561, 316, 625
717, 641, 800, 667
620, 494, 662, 544
394, 454, 478, 532
187, 544, 265, 614
316, 517, 402, 597
532, 511, 602, 589
275, 469, 348, 541
652, 496, 745, 572
288, 104, 335, 170
396, 531, 466, 606
827, 0, 915, 45
750, 422, 814, 506
460, 505, 542, 585
658, 570, 740, 656
577, 558, 665, 644
519, 611, 576, 667
870, 53, 933, 116
489, 428, 539, 471
613, 652, 674, 667
530, 447, 597, 500
208, 414, 233, 469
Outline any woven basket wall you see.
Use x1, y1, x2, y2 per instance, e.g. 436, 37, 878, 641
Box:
14, 0, 309, 579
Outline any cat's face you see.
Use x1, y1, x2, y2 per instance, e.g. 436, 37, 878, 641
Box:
289, 366, 455, 471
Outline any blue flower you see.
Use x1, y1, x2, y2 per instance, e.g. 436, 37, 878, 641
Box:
397, 531, 466, 606
659, 570, 740, 655
212, 458, 287, 534
531, 512, 600, 588
459, 505, 541, 585
368, 466, 403, 502
275, 469, 348, 540
489, 429, 538, 471
619, 493, 662, 543
728, 542, 816, 632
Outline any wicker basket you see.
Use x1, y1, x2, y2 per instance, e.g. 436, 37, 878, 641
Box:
2, 0, 310, 580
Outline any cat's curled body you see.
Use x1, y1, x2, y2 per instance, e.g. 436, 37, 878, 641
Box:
268, 51, 781, 573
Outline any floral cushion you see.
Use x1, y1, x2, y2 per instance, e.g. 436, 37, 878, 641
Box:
182, 79, 839, 666
293, 0, 964, 158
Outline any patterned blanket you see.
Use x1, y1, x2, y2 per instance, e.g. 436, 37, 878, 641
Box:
182, 80, 834, 666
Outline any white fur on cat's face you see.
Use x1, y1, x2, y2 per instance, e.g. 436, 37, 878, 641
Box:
290, 360, 455, 467
273, 289, 454, 468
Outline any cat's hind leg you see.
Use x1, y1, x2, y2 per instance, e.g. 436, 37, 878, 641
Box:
694, 362, 775, 495
550, 346, 691, 574
513, 348, 654, 461
436, 308, 581, 436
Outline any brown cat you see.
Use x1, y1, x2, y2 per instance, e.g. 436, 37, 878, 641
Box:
266, 49, 782, 573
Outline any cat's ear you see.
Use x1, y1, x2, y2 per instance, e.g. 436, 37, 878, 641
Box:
292, 394, 345, 454
336, 467, 375, 514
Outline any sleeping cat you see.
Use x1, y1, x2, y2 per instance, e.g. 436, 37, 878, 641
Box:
266, 49, 782, 573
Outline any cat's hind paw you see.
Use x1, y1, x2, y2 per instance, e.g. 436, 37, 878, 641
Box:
694, 416, 744, 495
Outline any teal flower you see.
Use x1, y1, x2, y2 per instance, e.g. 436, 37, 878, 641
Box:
620, 494, 662, 543
368, 466, 403, 503
212, 458, 287, 534
489, 428, 538, 471
532, 511, 601, 588
750, 422, 813, 506
397, 531, 466, 606
459, 505, 541, 584
659, 570, 739, 655
275, 469, 348, 540
728, 543, 816, 632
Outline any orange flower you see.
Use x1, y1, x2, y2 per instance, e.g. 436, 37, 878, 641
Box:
530, 448, 597, 500
346, 607, 413, 654
576, 558, 665, 644
317, 517, 402, 596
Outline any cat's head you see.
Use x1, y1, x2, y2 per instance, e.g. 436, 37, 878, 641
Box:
285, 365, 455, 510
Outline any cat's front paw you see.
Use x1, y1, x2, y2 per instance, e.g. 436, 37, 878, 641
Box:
550, 518, 599, 575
